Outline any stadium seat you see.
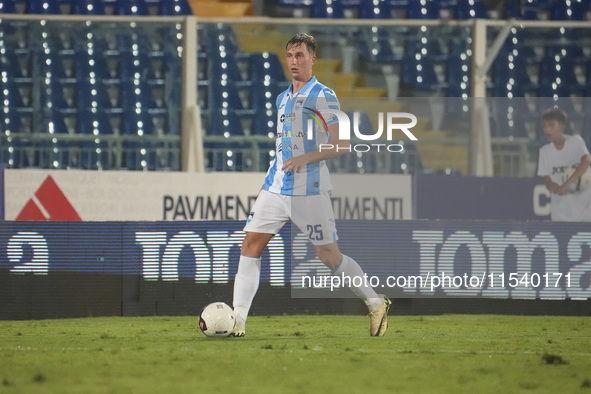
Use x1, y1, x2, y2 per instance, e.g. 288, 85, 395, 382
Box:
276, 0, 314, 10
26, 0, 61, 14
312, 0, 345, 17
552, 0, 586, 20
455, 0, 488, 19
539, 46, 583, 98
37, 111, 70, 169
358, 28, 401, 64
78, 109, 113, 169
252, 82, 282, 137
117, 0, 150, 15
402, 46, 440, 92
447, 40, 470, 96
407, 0, 440, 19
71, 0, 106, 15
206, 24, 241, 55
1, 107, 21, 137
493, 46, 535, 97
159, 0, 193, 15
208, 108, 245, 137
359, 0, 392, 18
0, 0, 16, 13
123, 140, 157, 171
75, 44, 111, 82
205, 140, 249, 171
209, 50, 244, 83
0, 61, 25, 108
256, 141, 276, 171
249, 52, 287, 83
390, 141, 423, 174
491, 100, 528, 138
0, 136, 22, 168
205, 108, 248, 171
208, 79, 244, 110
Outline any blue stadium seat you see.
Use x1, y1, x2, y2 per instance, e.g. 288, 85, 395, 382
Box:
205, 140, 249, 171
407, 0, 440, 19
434, 0, 456, 9
539, 46, 583, 98
75, 44, 111, 81
493, 45, 536, 97
37, 111, 70, 169
26, 0, 61, 14
71, 0, 106, 15
402, 46, 440, 92
390, 142, 423, 174
209, 50, 244, 83
512, 0, 545, 19
0, 136, 22, 168
121, 94, 155, 135
252, 82, 282, 138
249, 52, 287, 83
552, 0, 586, 20
208, 108, 245, 137
206, 24, 241, 55
359, 0, 392, 18
0, 0, 16, 13
312, 0, 345, 17
78, 109, 113, 169
447, 40, 470, 97
205, 109, 248, 170
1, 107, 21, 137
117, 0, 150, 15
0, 59, 25, 108
257, 141, 276, 171
124, 141, 157, 171
358, 28, 401, 64
79, 108, 113, 135
277, 0, 313, 8
159, 0, 193, 15
491, 100, 528, 138
455, 0, 488, 19
208, 79, 244, 110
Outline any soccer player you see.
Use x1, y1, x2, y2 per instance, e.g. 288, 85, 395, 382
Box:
537, 107, 591, 221
231, 33, 390, 337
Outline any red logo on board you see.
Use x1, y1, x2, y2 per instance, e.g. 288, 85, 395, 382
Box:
16, 175, 82, 221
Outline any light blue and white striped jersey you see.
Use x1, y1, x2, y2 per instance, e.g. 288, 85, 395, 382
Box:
263, 77, 340, 196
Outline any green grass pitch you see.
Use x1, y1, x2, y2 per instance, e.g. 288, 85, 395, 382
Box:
1, 314, 590, 393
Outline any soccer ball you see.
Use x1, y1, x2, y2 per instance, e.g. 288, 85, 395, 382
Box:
565, 165, 591, 193
199, 302, 235, 338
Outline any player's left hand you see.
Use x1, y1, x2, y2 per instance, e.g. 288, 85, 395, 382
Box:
282, 156, 309, 173
556, 184, 568, 195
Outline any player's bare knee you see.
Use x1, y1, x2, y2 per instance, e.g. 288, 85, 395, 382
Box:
241, 232, 272, 258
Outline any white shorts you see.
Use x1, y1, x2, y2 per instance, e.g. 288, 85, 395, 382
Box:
244, 190, 338, 245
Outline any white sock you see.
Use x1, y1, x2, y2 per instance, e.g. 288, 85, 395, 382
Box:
333, 254, 382, 311
232, 255, 261, 327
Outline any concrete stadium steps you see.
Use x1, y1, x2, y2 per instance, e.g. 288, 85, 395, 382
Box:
189, 0, 254, 16
234, 27, 388, 98
415, 142, 468, 175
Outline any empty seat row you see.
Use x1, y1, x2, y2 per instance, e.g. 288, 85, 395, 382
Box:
283, 0, 591, 20
0, 0, 193, 16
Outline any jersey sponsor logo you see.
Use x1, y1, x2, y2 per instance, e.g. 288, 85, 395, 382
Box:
280, 112, 296, 123
277, 131, 305, 138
